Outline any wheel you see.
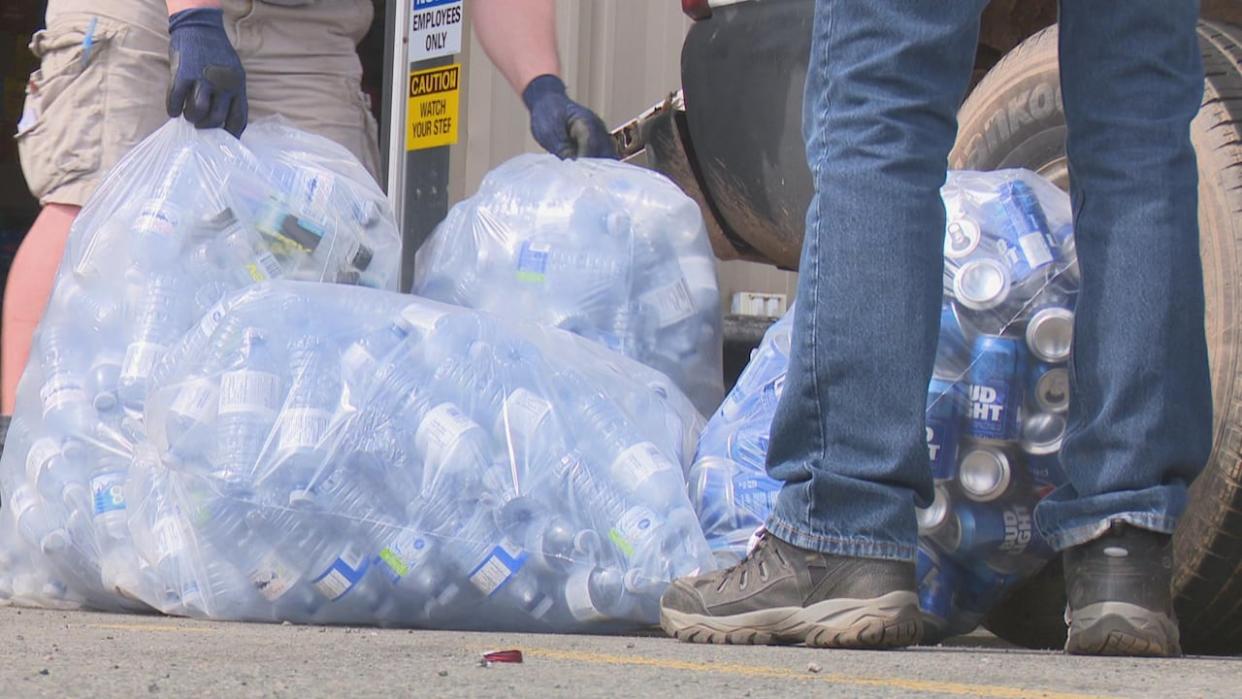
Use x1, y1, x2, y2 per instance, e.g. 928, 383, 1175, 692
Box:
951, 21, 1242, 655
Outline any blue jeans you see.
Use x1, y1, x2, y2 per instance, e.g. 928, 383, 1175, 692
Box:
765, 0, 1211, 561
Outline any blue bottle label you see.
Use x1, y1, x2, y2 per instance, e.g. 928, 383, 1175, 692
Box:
91, 472, 127, 516
312, 545, 370, 600
467, 541, 528, 597
515, 241, 550, 283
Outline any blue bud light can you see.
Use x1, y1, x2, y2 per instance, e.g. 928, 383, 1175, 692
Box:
935, 302, 970, 377
949, 501, 1041, 573
916, 546, 958, 628
925, 377, 962, 480
991, 180, 1060, 280
1027, 362, 1070, 414
966, 335, 1025, 442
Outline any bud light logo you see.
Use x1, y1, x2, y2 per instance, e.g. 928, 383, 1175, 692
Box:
926, 426, 942, 462
1000, 506, 1033, 554
968, 383, 1011, 439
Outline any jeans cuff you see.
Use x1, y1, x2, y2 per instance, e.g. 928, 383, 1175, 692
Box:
765, 514, 917, 563
1042, 512, 1179, 551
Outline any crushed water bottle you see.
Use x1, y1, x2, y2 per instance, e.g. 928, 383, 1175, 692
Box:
414, 154, 725, 416
689, 170, 1078, 641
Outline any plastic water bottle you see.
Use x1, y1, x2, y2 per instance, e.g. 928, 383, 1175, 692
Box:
25, 437, 86, 508
192, 493, 299, 615
127, 200, 186, 272
47, 279, 124, 412
257, 504, 379, 617
119, 273, 191, 409
496, 496, 596, 575
35, 323, 94, 440
551, 451, 690, 588
89, 454, 144, 598
10, 485, 72, 556
412, 400, 495, 501
211, 330, 286, 487
562, 377, 685, 513
562, 563, 629, 624
340, 308, 428, 392
374, 496, 462, 621
444, 508, 555, 623
264, 337, 341, 497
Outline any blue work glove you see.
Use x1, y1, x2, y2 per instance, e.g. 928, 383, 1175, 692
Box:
166, 9, 247, 137
522, 74, 617, 159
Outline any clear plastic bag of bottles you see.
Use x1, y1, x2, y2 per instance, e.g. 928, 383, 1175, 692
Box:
0, 118, 401, 611
130, 282, 707, 630
690, 169, 1076, 642
413, 154, 725, 417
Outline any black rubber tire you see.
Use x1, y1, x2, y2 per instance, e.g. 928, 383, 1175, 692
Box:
950, 21, 1242, 655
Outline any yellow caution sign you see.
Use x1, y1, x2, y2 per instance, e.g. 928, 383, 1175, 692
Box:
407, 64, 461, 151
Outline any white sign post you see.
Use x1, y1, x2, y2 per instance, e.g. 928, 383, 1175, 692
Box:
409, 0, 464, 63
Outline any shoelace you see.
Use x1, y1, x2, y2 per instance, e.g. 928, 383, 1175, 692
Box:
716, 534, 789, 593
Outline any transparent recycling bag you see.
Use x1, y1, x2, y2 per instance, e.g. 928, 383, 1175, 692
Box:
0, 118, 400, 610
414, 154, 725, 417
128, 282, 709, 630
690, 170, 1077, 641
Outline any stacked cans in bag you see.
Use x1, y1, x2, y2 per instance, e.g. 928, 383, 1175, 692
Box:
918, 171, 1077, 638
689, 170, 1077, 640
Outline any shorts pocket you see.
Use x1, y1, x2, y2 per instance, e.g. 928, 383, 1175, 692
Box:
16, 16, 124, 202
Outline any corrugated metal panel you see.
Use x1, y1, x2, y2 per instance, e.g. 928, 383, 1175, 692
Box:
449, 0, 797, 303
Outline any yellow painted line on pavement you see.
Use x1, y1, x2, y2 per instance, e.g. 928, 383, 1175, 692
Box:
87, 623, 214, 633
521, 648, 1110, 699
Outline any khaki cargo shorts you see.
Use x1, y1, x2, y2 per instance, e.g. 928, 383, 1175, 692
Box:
17, 0, 381, 207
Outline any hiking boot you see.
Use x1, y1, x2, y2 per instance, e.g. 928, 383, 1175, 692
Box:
1063, 522, 1181, 657
659, 531, 922, 648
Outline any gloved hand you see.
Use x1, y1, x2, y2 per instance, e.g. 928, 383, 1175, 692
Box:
522, 74, 617, 159
166, 9, 247, 137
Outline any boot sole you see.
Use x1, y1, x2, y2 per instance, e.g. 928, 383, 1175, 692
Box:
660, 590, 923, 649
1065, 602, 1182, 657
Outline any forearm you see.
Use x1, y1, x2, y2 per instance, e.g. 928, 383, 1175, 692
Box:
471, 0, 561, 94
166, 0, 221, 15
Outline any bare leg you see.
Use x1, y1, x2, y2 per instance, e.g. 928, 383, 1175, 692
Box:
2, 204, 79, 414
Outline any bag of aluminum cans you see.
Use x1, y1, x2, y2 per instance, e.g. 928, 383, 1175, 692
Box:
126, 282, 706, 630
0, 118, 401, 611
413, 154, 725, 417
690, 169, 1076, 641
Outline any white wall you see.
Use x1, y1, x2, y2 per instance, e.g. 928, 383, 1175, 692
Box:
450, 0, 798, 306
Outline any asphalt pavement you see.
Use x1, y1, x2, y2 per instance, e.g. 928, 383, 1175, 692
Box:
2, 605, 1238, 698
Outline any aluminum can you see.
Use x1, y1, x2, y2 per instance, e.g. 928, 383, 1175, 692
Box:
966, 335, 1025, 441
